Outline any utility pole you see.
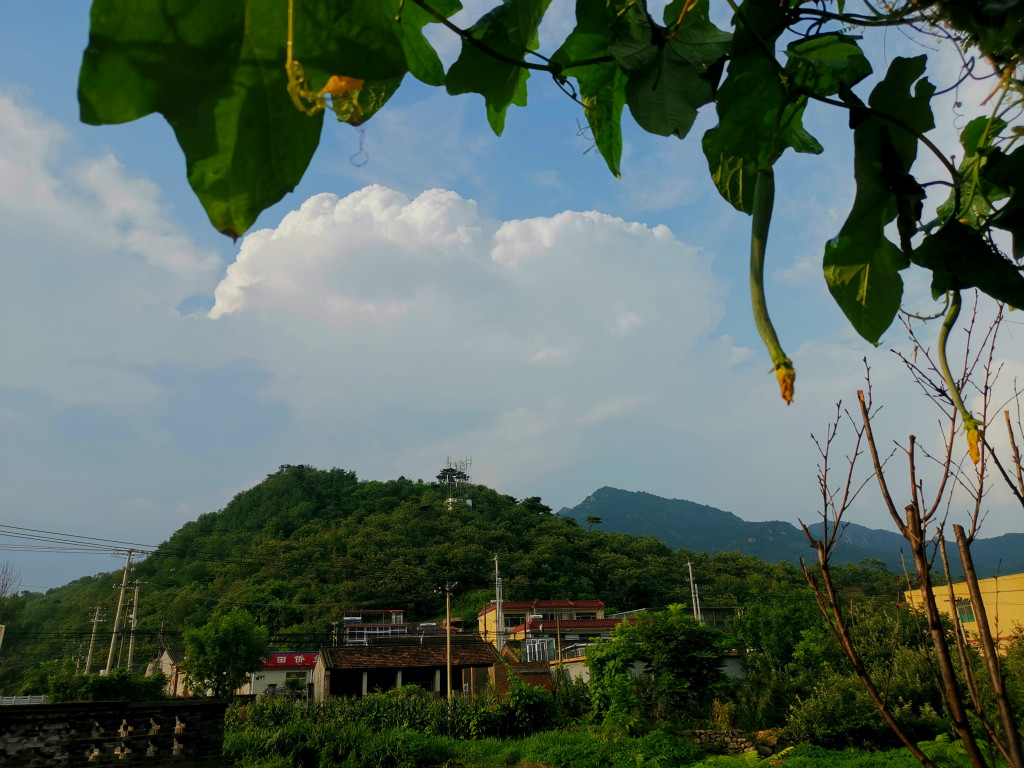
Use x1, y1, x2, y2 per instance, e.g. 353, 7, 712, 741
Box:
127, 580, 143, 672
105, 549, 133, 674
331, 620, 339, 646
437, 581, 458, 699
686, 560, 703, 624
84, 606, 104, 675
494, 555, 504, 652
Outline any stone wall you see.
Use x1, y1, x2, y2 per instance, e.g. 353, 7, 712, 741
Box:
690, 728, 782, 757
0, 699, 229, 767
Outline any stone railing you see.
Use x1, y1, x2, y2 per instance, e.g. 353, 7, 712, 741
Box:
0, 699, 229, 767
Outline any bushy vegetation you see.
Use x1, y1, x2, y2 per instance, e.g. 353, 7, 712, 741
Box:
224, 690, 965, 768
16, 659, 166, 702
224, 689, 708, 768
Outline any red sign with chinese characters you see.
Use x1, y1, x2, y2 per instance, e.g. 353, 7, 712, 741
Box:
263, 652, 318, 668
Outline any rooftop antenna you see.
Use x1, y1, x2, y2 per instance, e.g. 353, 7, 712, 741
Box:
440, 456, 472, 508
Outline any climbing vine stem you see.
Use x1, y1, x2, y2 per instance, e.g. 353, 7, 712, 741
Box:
750, 166, 795, 405
937, 290, 983, 463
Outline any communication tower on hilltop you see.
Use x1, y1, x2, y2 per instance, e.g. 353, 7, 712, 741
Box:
438, 456, 472, 508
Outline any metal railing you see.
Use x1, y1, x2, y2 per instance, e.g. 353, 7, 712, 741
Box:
0, 695, 47, 706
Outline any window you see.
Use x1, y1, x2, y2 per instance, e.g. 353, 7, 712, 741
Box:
523, 639, 555, 662
575, 612, 596, 620
504, 614, 526, 628
956, 599, 976, 624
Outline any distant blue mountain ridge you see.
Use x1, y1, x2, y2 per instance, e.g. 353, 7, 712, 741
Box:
558, 487, 1024, 579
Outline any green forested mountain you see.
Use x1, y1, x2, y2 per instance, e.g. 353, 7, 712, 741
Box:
0, 467, 935, 694
560, 487, 1024, 577
0, 466, 722, 691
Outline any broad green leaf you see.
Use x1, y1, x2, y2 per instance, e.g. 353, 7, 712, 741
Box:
867, 56, 934, 164
784, 33, 872, 98
79, 0, 446, 238
295, 3, 416, 82
824, 220, 906, 345
608, 1, 727, 140
607, 3, 659, 72
623, 46, 717, 139
986, 146, 1024, 259
701, 0, 818, 213
446, 0, 553, 135
662, 0, 733, 71
390, 0, 462, 86
552, 1, 626, 176
936, 117, 1008, 228
80, 0, 323, 238
912, 221, 1024, 307
823, 57, 934, 343
960, 114, 1002, 156
779, 100, 823, 155
701, 54, 786, 213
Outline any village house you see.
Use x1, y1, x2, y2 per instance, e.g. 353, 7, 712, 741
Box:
312, 634, 499, 700
905, 570, 1024, 646
238, 651, 318, 697
146, 647, 189, 697
477, 599, 623, 662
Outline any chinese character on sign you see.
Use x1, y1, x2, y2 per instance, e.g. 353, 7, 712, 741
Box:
295, 655, 305, 663
277, 656, 287, 664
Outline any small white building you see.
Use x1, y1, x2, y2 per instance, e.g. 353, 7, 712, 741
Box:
239, 651, 318, 696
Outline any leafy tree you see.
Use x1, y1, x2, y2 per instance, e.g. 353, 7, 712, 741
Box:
182, 608, 269, 698
588, 604, 726, 729
585, 515, 602, 531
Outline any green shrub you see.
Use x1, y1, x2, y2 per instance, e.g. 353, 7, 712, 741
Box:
28, 661, 168, 702
518, 730, 611, 768
696, 744, 921, 768
553, 670, 592, 721
631, 730, 707, 767
785, 673, 888, 749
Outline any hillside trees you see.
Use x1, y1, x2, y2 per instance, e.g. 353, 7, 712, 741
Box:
1, 469, 701, 692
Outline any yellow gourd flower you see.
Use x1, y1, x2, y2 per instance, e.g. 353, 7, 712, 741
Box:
775, 362, 795, 406
966, 424, 981, 465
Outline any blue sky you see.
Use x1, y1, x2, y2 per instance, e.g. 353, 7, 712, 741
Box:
1, 2, 1020, 591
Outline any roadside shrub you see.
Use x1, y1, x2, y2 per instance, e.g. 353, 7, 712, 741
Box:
518, 730, 611, 768
699, 744, 920, 767
33, 662, 167, 702
356, 727, 452, 768
630, 730, 706, 767
786, 662, 948, 750
786, 673, 886, 748
553, 670, 592, 721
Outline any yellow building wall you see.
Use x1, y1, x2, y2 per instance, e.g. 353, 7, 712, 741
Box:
904, 572, 1024, 644
479, 607, 498, 644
